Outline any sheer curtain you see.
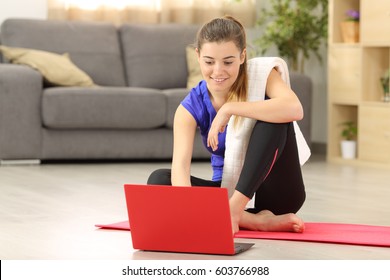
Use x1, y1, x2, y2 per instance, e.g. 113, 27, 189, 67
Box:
47, 0, 256, 26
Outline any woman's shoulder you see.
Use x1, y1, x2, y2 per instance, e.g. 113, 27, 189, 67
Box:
183, 80, 207, 106
189, 80, 207, 97
181, 81, 210, 127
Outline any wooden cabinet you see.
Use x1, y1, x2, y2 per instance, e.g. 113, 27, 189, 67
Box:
362, 48, 389, 102
361, 0, 390, 44
328, 0, 390, 166
359, 105, 390, 163
328, 46, 361, 103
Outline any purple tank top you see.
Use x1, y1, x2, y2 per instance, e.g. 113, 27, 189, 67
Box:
181, 81, 226, 181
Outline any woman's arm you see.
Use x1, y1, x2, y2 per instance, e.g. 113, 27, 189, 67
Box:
228, 68, 303, 122
207, 69, 303, 151
171, 105, 197, 186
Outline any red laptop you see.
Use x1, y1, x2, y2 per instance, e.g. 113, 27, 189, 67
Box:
124, 184, 254, 255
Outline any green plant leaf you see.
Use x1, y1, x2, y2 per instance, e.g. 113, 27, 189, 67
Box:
253, 0, 328, 73
339, 121, 358, 141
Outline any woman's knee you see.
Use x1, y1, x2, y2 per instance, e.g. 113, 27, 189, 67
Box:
252, 121, 289, 135
147, 168, 172, 185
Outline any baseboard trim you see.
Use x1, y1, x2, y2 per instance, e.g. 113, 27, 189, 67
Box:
0, 159, 41, 165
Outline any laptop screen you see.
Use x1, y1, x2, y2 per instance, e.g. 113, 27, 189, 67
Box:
124, 184, 237, 255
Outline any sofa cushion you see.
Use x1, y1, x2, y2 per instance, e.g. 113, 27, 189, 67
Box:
120, 23, 199, 89
42, 87, 166, 129
0, 45, 94, 87
0, 19, 126, 87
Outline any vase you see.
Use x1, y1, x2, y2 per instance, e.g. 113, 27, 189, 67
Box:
340, 21, 359, 43
341, 140, 357, 159
384, 92, 390, 102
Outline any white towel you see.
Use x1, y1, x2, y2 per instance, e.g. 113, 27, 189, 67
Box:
221, 57, 311, 207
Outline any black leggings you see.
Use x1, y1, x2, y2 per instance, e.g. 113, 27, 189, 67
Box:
147, 121, 306, 215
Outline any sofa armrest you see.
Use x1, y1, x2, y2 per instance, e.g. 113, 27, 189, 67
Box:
0, 64, 42, 159
290, 72, 312, 147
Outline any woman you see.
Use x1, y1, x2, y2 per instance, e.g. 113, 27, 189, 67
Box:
147, 16, 306, 235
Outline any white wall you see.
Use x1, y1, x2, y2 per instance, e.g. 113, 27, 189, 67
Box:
0, 0, 47, 25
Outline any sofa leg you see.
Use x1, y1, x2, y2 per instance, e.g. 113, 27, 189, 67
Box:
0, 159, 41, 165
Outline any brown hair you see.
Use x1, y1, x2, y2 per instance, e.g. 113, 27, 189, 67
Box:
195, 15, 248, 105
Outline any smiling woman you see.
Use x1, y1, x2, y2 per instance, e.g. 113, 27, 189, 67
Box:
147, 16, 308, 236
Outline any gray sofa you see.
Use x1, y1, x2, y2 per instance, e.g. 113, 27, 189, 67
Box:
0, 18, 312, 162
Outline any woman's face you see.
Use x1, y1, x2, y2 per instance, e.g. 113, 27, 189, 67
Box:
197, 41, 245, 97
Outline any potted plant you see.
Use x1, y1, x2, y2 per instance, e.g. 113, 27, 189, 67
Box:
340, 121, 358, 159
380, 68, 390, 102
251, 0, 328, 73
340, 9, 360, 43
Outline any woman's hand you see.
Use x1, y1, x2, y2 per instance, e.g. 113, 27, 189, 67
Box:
207, 105, 231, 151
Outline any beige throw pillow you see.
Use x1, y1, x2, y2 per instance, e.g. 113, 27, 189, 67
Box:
186, 46, 203, 89
0, 45, 95, 87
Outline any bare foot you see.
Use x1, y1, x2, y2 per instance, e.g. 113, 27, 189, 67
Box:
240, 210, 305, 233
231, 214, 240, 235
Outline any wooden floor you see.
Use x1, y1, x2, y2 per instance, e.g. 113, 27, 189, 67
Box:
0, 154, 390, 260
